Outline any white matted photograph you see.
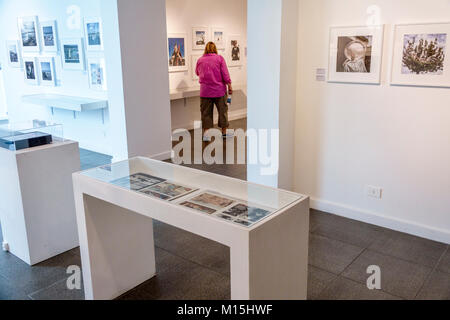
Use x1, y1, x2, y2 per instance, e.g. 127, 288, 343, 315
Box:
191, 54, 202, 81
391, 23, 450, 87
6, 40, 22, 68
40, 20, 58, 53
192, 26, 209, 50
328, 25, 384, 84
18, 16, 41, 53
227, 34, 242, 67
168, 33, 188, 72
84, 17, 104, 51
38, 57, 56, 86
23, 57, 39, 85
88, 58, 107, 91
61, 38, 85, 71
211, 27, 225, 50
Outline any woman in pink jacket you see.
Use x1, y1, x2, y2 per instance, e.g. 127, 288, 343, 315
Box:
196, 42, 233, 141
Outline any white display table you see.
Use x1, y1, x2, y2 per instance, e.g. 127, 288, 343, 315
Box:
73, 157, 309, 300
0, 140, 80, 265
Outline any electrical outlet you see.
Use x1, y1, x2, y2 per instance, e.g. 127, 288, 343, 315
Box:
366, 185, 382, 199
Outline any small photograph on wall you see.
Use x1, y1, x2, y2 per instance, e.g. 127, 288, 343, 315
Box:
18, 16, 40, 53
6, 40, 22, 68
84, 18, 103, 51
328, 25, 384, 84
192, 26, 209, 50
336, 35, 373, 73
227, 35, 242, 67
40, 20, 58, 52
391, 23, 450, 87
168, 34, 188, 72
211, 27, 225, 50
38, 57, 56, 86
402, 34, 446, 75
191, 54, 202, 81
23, 57, 39, 85
61, 38, 85, 71
88, 58, 107, 91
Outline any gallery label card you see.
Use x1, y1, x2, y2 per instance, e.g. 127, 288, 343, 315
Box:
316, 68, 326, 81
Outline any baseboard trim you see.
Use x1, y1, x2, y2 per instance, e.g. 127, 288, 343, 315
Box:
311, 197, 450, 245
172, 108, 247, 131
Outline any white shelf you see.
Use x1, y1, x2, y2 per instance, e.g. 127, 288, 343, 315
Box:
22, 94, 108, 112
170, 84, 247, 101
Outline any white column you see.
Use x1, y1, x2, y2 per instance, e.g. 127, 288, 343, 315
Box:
247, 0, 299, 190
101, 0, 173, 161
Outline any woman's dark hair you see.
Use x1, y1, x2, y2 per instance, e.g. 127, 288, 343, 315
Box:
204, 42, 218, 55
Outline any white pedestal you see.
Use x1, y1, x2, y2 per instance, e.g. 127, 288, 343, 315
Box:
0, 140, 80, 265
73, 157, 309, 300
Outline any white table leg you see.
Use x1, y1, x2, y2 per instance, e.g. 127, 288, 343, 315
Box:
230, 200, 309, 300
75, 192, 156, 300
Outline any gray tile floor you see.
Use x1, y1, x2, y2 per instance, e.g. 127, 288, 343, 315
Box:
0, 119, 448, 300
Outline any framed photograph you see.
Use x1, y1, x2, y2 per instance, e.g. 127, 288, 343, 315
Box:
391, 23, 450, 87
328, 25, 384, 84
211, 27, 225, 50
227, 35, 242, 67
61, 38, 85, 70
18, 16, 41, 53
38, 57, 56, 86
191, 54, 202, 81
192, 26, 209, 50
6, 40, 22, 68
39, 20, 58, 53
88, 58, 107, 91
84, 17, 103, 51
23, 57, 39, 85
168, 34, 188, 72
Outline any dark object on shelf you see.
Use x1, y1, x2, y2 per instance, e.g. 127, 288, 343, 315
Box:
0, 131, 53, 151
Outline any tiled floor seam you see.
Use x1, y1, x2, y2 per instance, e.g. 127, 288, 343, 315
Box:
311, 230, 447, 270
413, 246, 449, 299
154, 245, 230, 278
27, 277, 70, 299
333, 276, 405, 300
315, 247, 368, 299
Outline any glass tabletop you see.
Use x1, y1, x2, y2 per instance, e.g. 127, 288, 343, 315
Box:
81, 157, 305, 228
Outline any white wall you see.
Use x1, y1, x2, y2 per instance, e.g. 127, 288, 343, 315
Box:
0, 0, 111, 154
0, 68, 7, 119
295, 0, 450, 243
166, 0, 247, 130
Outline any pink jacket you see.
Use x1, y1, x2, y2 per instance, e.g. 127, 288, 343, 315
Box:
196, 54, 232, 98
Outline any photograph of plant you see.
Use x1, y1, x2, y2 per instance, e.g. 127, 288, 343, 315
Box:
402, 33, 446, 75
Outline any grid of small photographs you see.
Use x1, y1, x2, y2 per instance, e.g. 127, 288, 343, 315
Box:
178, 191, 274, 228
110, 173, 196, 201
